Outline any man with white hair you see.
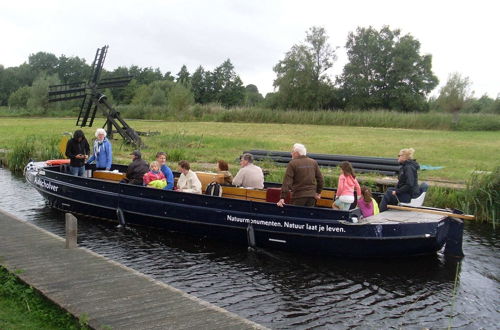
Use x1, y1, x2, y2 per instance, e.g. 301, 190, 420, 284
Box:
277, 143, 324, 207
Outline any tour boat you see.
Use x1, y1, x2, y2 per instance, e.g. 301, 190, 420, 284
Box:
24, 161, 465, 258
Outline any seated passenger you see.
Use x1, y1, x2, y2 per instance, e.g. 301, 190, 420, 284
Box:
156, 151, 174, 190
143, 161, 166, 188
122, 150, 149, 185
177, 160, 202, 194
357, 186, 380, 218
232, 153, 264, 189
379, 148, 420, 212
217, 160, 233, 185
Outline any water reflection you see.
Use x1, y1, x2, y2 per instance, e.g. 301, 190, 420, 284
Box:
0, 167, 498, 329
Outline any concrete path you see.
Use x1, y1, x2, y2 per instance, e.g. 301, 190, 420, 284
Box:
0, 208, 265, 330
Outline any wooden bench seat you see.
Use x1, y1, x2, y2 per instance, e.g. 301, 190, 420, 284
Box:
316, 189, 336, 208
194, 172, 224, 192
93, 171, 126, 182
246, 189, 267, 202
221, 186, 247, 200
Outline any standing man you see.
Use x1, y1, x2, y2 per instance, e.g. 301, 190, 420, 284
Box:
277, 143, 324, 207
232, 153, 264, 189
123, 150, 149, 185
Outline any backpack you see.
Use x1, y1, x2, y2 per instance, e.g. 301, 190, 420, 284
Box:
205, 182, 223, 197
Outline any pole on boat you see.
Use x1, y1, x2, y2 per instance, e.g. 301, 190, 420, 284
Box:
247, 224, 256, 251
65, 213, 78, 249
116, 208, 126, 228
388, 205, 475, 220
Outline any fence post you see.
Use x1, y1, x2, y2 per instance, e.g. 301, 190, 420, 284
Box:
65, 213, 78, 249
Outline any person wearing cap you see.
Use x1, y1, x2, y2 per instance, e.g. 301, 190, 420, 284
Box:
232, 153, 264, 189
277, 143, 324, 207
122, 150, 149, 185
87, 128, 113, 170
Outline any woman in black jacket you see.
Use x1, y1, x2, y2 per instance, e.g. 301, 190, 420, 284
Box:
65, 130, 90, 176
379, 148, 420, 212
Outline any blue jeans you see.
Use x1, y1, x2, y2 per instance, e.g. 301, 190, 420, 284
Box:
69, 166, 85, 176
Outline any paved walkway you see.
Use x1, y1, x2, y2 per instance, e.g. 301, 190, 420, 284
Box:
0, 209, 265, 330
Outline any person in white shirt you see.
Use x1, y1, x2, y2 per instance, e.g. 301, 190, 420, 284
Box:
176, 160, 202, 194
232, 153, 264, 189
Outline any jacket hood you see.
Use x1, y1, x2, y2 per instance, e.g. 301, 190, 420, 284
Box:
403, 159, 420, 170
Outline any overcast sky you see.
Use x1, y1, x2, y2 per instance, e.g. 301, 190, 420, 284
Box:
1, 0, 499, 98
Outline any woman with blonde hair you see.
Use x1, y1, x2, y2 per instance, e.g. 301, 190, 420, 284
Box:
379, 148, 420, 211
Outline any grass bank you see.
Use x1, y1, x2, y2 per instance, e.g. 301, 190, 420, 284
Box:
1, 118, 498, 182
1, 118, 498, 223
1, 105, 499, 131
0, 267, 85, 329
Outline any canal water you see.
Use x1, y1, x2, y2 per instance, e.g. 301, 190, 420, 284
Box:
0, 167, 498, 329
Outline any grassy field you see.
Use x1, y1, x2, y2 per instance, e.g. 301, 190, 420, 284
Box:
0, 267, 84, 329
0, 117, 498, 182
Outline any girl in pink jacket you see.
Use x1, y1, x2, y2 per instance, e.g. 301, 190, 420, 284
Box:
333, 161, 361, 210
143, 161, 166, 186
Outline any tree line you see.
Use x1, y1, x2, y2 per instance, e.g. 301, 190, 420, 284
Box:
0, 25, 498, 114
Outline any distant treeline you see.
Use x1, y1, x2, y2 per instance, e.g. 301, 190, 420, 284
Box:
1, 25, 499, 115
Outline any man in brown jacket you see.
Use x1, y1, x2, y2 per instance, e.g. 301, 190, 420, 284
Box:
277, 143, 324, 207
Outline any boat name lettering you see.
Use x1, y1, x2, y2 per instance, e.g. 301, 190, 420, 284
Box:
226, 215, 282, 227
34, 177, 59, 192
226, 216, 345, 233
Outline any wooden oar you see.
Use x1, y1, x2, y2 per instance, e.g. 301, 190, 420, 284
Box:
387, 205, 476, 220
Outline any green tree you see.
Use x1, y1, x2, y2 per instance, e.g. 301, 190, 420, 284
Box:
191, 66, 211, 104
28, 52, 59, 76
168, 83, 194, 112
0, 64, 35, 106
131, 80, 174, 106
244, 84, 264, 106
27, 74, 60, 112
436, 72, 472, 124
212, 59, 245, 107
149, 87, 167, 106
57, 55, 90, 84
176, 65, 191, 88
339, 26, 438, 111
273, 26, 337, 110
8, 86, 31, 108
136, 67, 164, 85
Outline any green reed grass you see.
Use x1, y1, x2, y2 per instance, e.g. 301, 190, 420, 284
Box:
6, 135, 63, 173
3, 103, 500, 131
461, 167, 499, 227
11, 104, 496, 131
425, 167, 499, 224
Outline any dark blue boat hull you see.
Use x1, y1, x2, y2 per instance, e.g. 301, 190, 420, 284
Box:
27, 165, 455, 258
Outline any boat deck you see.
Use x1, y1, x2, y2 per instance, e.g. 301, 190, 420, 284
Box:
364, 210, 445, 224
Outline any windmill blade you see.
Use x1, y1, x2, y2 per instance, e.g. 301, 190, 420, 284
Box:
89, 103, 99, 127
48, 82, 86, 102
88, 46, 108, 86
77, 96, 95, 127
99, 76, 133, 89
